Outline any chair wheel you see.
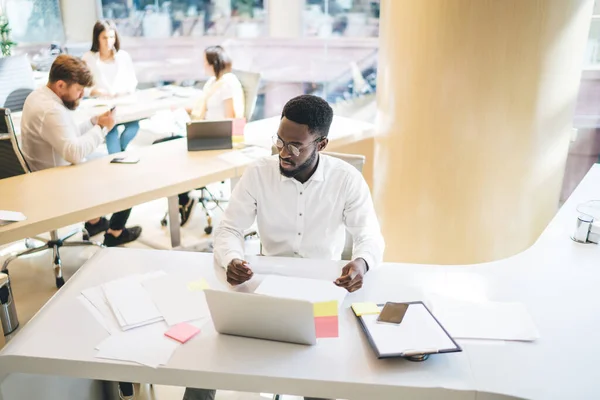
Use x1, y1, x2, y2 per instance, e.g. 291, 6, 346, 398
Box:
204, 226, 213, 235
160, 219, 168, 227
55, 277, 65, 289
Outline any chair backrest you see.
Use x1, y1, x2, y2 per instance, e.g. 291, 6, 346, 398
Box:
0, 55, 36, 111
321, 151, 366, 261
4, 88, 33, 112
232, 69, 261, 122
0, 108, 31, 180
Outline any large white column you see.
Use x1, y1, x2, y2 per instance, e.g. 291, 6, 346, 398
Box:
60, 0, 99, 42
374, 0, 594, 264
268, 0, 303, 38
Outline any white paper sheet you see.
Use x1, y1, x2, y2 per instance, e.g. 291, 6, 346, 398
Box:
430, 298, 540, 341
142, 274, 211, 326
361, 303, 457, 356
217, 146, 271, 166
99, 272, 166, 330
254, 275, 347, 306
81, 287, 121, 334
0, 210, 26, 224
95, 322, 178, 368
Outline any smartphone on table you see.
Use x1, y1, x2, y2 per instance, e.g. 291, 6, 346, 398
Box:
377, 302, 409, 324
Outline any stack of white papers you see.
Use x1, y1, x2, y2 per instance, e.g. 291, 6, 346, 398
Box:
101, 272, 165, 330
80, 271, 213, 368
0, 210, 26, 226
430, 297, 540, 341
95, 322, 178, 368
142, 274, 211, 326
255, 275, 347, 306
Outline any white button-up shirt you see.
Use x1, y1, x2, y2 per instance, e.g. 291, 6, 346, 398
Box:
20, 86, 105, 172
82, 50, 138, 97
214, 154, 385, 269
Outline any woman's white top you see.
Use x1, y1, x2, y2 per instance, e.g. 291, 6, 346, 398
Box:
82, 50, 138, 96
201, 72, 245, 120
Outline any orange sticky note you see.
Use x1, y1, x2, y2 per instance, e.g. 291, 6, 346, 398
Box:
165, 323, 201, 343
313, 300, 338, 318
315, 316, 339, 338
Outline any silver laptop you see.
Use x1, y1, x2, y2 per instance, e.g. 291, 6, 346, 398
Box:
186, 120, 233, 151
204, 289, 317, 345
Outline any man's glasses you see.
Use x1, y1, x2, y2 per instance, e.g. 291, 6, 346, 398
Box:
273, 135, 323, 157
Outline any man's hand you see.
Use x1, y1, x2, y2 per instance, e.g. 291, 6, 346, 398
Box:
334, 258, 368, 292
226, 258, 254, 286
96, 110, 116, 133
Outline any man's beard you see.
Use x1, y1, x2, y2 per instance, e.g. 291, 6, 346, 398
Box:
62, 97, 80, 111
279, 148, 318, 178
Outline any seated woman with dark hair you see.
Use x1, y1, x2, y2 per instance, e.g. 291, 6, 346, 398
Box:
82, 20, 140, 156
176, 45, 245, 227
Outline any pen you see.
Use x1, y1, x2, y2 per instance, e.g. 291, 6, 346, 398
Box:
401, 348, 439, 357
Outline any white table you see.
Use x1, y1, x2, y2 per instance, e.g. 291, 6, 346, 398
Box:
1, 165, 600, 399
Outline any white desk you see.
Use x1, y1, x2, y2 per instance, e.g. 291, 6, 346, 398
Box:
0, 115, 374, 248
1, 165, 600, 399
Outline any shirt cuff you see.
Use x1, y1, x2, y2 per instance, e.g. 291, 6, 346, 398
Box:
352, 253, 375, 273
220, 250, 245, 270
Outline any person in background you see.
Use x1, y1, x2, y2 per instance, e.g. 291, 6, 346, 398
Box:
182, 95, 385, 400
82, 20, 140, 155
20, 54, 142, 249
176, 45, 245, 227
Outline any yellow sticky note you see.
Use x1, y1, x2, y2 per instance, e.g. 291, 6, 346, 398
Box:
351, 302, 380, 316
187, 278, 210, 292
313, 300, 338, 318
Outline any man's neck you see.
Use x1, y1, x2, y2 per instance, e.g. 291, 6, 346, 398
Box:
46, 83, 60, 98
294, 155, 320, 184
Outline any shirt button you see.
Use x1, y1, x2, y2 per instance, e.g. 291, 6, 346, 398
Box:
298, 233, 301, 236
294, 251, 299, 255
299, 213, 303, 216
300, 192, 303, 195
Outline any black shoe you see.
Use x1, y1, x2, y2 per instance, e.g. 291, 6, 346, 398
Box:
118, 382, 134, 399
84, 217, 109, 237
180, 198, 197, 227
103, 226, 142, 247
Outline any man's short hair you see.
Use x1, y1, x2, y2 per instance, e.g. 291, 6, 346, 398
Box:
48, 55, 94, 87
281, 95, 334, 137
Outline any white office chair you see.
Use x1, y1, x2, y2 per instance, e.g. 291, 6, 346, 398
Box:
232, 69, 261, 121
0, 55, 35, 109
0, 108, 103, 288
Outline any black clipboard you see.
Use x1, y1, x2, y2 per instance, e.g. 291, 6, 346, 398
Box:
356, 301, 462, 361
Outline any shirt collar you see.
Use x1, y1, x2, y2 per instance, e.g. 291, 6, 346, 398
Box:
41, 85, 65, 107
279, 154, 326, 183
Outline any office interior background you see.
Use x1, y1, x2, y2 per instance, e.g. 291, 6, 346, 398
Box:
2, 0, 600, 203
0, 1, 600, 398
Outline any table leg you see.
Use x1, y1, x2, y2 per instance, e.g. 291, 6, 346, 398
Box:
168, 195, 181, 248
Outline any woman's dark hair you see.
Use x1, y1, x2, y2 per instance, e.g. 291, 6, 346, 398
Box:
90, 20, 120, 53
205, 46, 232, 79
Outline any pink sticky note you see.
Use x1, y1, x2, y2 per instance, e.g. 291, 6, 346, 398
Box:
232, 118, 246, 136
165, 323, 201, 343
315, 316, 339, 338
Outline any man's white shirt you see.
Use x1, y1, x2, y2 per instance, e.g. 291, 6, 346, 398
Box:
20, 86, 105, 171
214, 154, 385, 269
